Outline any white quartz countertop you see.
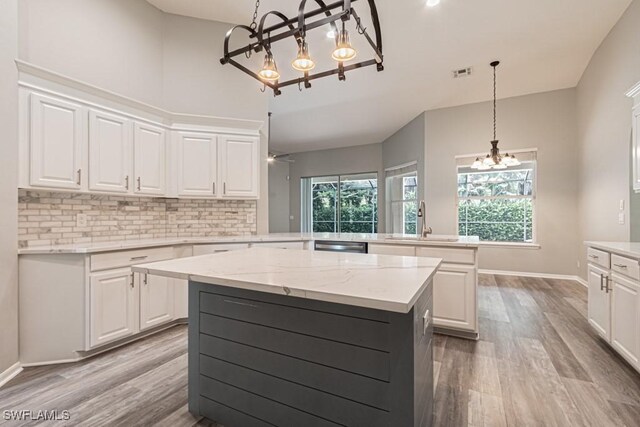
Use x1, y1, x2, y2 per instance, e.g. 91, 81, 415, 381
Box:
585, 241, 640, 259
132, 247, 442, 313
18, 233, 479, 255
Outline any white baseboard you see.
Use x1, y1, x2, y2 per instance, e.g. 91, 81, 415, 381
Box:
0, 362, 22, 389
479, 269, 587, 287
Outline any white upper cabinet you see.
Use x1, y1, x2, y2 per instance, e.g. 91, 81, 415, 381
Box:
19, 67, 262, 199
628, 82, 640, 193
29, 93, 85, 190
133, 123, 166, 196
633, 107, 640, 193
89, 109, 132, 193
219, 135, 260, 198
176, 132, 218, 197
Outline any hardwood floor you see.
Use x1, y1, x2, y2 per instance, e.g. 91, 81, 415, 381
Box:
2, 274, 639, 426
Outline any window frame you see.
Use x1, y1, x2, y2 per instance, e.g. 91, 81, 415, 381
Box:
455, 149, 538, 244
386, 171, 418, 235
302, 171, 379, 233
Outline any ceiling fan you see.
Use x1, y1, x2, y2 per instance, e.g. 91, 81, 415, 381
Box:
268, 153, 295, 163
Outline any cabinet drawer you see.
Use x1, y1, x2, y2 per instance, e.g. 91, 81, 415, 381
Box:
251, 241, 305, 250
611, 254, 640, 281
416, 247, 475, 265
587, 247, 611, 269
91, 246, 174, 272
368, 244, 416, 256
193, 243, 249, 256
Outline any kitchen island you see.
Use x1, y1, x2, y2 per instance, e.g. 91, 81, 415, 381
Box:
133, 247, 441, 427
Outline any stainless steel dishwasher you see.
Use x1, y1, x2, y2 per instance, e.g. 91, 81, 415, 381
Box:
314, 240, 368, 254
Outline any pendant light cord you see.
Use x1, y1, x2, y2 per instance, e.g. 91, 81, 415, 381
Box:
493, 63, 497, 141
250, 0, 260, 30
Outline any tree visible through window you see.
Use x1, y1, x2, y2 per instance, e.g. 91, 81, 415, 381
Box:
306, 173, 378, 233
457, 164, 535, 242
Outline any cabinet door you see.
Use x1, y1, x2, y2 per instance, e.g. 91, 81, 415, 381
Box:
176, 132, 217, 197
192, 243, 250, 256
219, 135, 259, 198
368, 244, 416, 256
90, 268, 137, 348
140, 273, 174, 331
587, 264, 611, 340
134, 122, 166, 196
431, 263, 477, 333
173, 278, 188, 319
89, 109, 131, 193
29, 93, 85, 190
611, 273, 640, 367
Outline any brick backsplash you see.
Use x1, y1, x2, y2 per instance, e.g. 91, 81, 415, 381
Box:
18, 190, 257, 248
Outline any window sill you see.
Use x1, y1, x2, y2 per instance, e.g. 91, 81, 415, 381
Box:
477, 242, 541, 249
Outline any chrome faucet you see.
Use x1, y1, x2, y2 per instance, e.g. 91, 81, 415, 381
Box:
417, 200, 433, 238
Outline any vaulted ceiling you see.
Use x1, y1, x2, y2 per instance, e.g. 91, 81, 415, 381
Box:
147, 0, 632, 153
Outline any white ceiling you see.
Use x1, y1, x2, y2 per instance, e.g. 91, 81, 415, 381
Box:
147, 0, 632, 153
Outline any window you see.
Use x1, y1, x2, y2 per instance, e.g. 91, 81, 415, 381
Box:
301, 173, 378, 233
457, 154, 536, 243
386, 164, 418, 234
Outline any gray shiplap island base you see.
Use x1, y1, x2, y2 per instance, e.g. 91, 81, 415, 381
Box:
133, 248, 440, 427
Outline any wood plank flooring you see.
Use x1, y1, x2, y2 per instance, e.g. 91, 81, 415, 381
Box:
2, 274, 639, 426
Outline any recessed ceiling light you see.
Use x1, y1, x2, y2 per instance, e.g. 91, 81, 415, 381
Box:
426, 0, 441, 7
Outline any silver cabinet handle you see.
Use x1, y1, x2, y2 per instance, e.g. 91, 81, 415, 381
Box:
213, 182, 216, 195
77, 169, 82, 185
600, 273, 605, 291
125, 175, 129, 190
130, 255, 148, 261
614, 263, 628, 269
144, 273, 148, 285
130, 273, 135, 288
589, 254, 599, 259
137, 177, 141, 191
605, 276, 611, 293
223, 182, 226, 195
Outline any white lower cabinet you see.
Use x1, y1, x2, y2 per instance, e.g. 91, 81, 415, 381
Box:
587, 263, 611, 340
586, 245, 640, 373
250, 241, 306, 250
87, 247, 184, 350
368, 244, 416, 256
139, 273, 174, 331
89, 268, 138, 348
611, 273, 640, 367
431, 264, 477, 333
369, 243, 478, 337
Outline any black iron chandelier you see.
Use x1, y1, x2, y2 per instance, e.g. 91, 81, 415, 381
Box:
471, 61, 520, 170
220, 0, 384, 96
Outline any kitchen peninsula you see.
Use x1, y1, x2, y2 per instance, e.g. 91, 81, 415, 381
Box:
133, 247, 441, 427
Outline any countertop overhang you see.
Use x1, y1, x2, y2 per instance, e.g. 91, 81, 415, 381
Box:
132, 247, 442, 313
18, 232, 480, 255
585, 241, 640, 259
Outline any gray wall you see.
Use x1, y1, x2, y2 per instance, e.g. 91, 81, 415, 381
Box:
17, 0, 270, 232
288, 144, 384, 232
382, 113, 426, 203
269, 161, 291, 233
0, 0, 19, 376
576, 0, 640, 275
425, 89, 580, 275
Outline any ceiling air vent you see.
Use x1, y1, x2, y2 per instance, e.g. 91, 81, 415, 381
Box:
453, 67, 473, 78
